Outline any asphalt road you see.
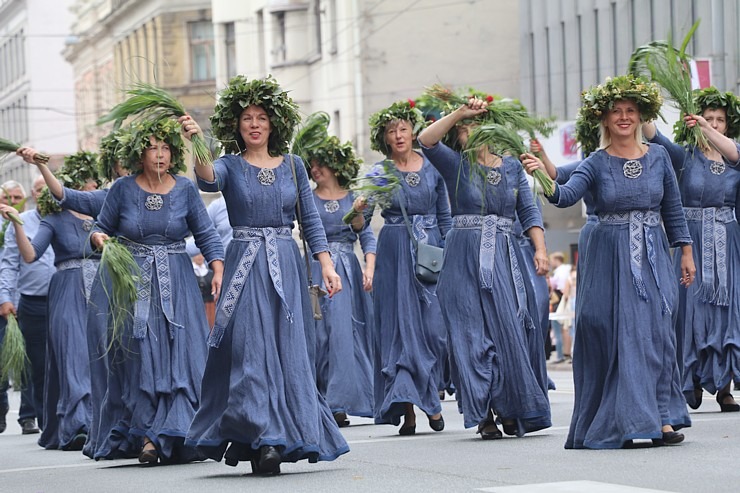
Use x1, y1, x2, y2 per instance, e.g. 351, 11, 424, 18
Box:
1, 368, 738, 493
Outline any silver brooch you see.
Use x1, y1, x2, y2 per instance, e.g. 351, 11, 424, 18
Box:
82, 219, 94, 232
710, 160, 726, 175
623, 159, 642, 179
486, 169, 502, 186
145, 194, 164, 211
405, 172, 421, 187
324, 200, 340, 213
257, 168, 276, 186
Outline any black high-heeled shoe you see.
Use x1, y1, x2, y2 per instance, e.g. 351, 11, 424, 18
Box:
716, 392, 740, 412
255, 445, 281, 475
428, 415, 444, 432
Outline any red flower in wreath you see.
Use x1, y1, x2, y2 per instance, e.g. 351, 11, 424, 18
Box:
407, 99, 416, 108
486, 95, 494, 103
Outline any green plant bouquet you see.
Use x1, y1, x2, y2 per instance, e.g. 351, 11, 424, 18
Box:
291, 111, 331, 162
37, 151, 103, 217
0, 137, 50, 166
97, 82, 214, 165
0, 314, 29, 385
575, 74, 663, 157
464, 123, 555, 197
672, 87, 740, 145
117, 117, 187, 174
628, 20, 705, 149
99, 237, 141, 351
211, 75, 301, 157
420, 84, 555, 151
342, 160, 402, 224
368, 100, 427, 156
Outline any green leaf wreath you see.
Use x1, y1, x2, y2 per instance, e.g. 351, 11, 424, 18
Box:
368, 100, 427, 156
672, 86, 740, 145
117, 118, 186, 174
37, 151, 103, 217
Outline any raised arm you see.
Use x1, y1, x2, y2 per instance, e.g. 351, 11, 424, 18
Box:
643, 123, 687, 174
179, 115, 216, 181
529, 139, 558, 180
685, 114, 740, 163
417, 98, 488, 148
16, 147, 63, 199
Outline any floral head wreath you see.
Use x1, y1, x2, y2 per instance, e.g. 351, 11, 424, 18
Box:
98, 128, 128, 181
368, 100, 427, 156
37, 151, 103, 216
118, 118, 186, 174
672, 86, 740, 144
575, 74, 663, 157
211, 75, 301, 157
304, 136, 362, 187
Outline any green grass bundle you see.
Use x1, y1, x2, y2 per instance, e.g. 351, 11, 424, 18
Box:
100, 238, 141, 351
628, 21, 707, 149
291, 111, 331, 162
465, 123, 555, 197
0, 137, 50, 166
0, 314, 29, 386
97, 82, 215, 166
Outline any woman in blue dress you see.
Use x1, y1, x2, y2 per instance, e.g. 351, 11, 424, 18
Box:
1, 152, 102, 451
418, 98, 551, 439
642, 87, 740, 412
523, 75, 696, 448
88, 118, 224, 464
364, 100, 451, 435
301, 134, 377, 427
16, 133, 127, 458
185, 75, 348, 475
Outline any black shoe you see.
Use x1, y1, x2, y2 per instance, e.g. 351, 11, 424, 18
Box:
716, 392, 740, 412
734, 381, 740, 391
502, 420, 517, 436
257, 446, 281, 475
21, 419, 39, 435
688, 387, 703, 410
477, 420, 502, 440
653, 431, 684, 446
0, 405, 7, 434
333, 411, 350, 427
428, 415, 444, 432
138, 444, 158, 464
438, 390, 446, 401
63, 433, 87, 451
398, 424, 416, 436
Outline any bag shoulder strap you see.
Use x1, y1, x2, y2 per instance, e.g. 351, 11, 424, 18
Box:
398, 194, 418, 249
289, 154, 314, 285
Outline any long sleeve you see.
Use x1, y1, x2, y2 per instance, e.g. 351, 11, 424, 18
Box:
0, 223, 20, 305
549, 159, 596, 208
515, 165, 544, 232
434, 173, 452, 238
186, 181, 225, 264
659, 154, 692, 246
55, 188, 108, 218
649, 129, 687, 175
94, 180, 123, 236
30, 219, 54, 262
197, 156, 230, 193
293, 155, 329, 255
358, 224, 377, 255
419, 140, 464, 183
555, 161, 582, 184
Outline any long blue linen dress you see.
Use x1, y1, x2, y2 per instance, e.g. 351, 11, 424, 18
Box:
554, 161, 593, 274
422, 141, 551, 433
310, 192, 376, 419
550, 144, 693, 449
33, 211, 98, 450
372, 154, 452, 426
55, 188, 109, 458
649, 130, 740, 402
90, 175, 224, 462
186, 154, 349, 467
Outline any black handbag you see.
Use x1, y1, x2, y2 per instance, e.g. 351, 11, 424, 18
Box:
399, 196, 444, 284
290, 155, 327, 320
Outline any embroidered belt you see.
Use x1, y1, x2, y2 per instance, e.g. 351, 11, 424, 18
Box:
598, 211, 670, 314
327, 241, 355, 292
384, 214, 438, 302
209, 226, 294, 348
453, 214, 534, 328
684, 207, 735, 305
56, 258, 99, 302
120, 238, 186, 339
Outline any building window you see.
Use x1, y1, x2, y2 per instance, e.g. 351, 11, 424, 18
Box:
225, 22, 237, 78
329, 0, 338, 55
189, 21, 215, 82
271, 11, 287, 64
